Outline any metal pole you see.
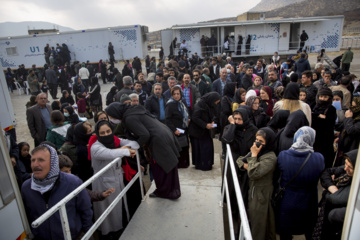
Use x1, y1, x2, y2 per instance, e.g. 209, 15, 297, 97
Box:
224, 179, 235, 240
136, 150, 145, 200
227, 144, 252, 240
221, 150, 229, 201
59, 205, 72, 240
81, 172, 141, 240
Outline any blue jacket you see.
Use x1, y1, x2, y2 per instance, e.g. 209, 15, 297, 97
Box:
21, 172, 93, 240
277, 149, 324, 235
212, 78, 231, 96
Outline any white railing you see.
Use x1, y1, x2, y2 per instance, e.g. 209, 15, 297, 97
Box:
221, 144, 252, 240
31, 150, 144, 240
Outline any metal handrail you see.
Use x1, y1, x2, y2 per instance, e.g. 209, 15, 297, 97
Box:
221, 144, 252, 240
31, 150, 144, 240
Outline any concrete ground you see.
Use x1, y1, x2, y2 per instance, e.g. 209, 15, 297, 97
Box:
7, 49, 359, 240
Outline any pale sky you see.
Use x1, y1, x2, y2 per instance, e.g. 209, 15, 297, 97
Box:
0, 0, 261, 31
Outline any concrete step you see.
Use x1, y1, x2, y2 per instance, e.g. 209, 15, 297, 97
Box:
120, 154, 224, 240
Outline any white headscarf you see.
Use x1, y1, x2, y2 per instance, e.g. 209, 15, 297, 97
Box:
245, 90, 257, 102
290, 126, 316, 152
31, 144, 60, 194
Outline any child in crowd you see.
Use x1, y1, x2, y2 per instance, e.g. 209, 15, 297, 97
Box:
299, 88, 307, 102
77, 92, 86, 117
41, 80, 49, 98
18, 142, 32, 174
26, 95, 37, 109
58, 154, 115, 202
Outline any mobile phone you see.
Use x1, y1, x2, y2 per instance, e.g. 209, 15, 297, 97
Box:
255, 142, 262, 148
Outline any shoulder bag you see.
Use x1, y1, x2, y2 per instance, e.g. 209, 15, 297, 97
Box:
272, 152, 312, 209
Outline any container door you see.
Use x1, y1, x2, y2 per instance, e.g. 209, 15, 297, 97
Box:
279, 23, 290, 51
161, 29, 173, 58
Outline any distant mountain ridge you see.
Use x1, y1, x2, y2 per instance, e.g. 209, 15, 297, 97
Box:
0, 21, 74, 38
250, 0, 307, 12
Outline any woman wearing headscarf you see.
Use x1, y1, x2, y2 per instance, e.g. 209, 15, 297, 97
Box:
312, 87, 337, 169
232, 88, 246, 111
106, 86, 118, 106
165, 86, 190, 168
63, 106, 79, 124
73, 121, 94, 182
105, 103, 181, 199
240, 89, 256, 106
188, 92, 221, 171
267, 109, 290, 134
273, 82, 312, 125
277, 127, 325, 240
244, 96, 270, 129
90, 120, 139, 239
88, 76, 102, 113
46, 110, 72, 149
277, 109, 309, 154
334, 96, 360, 166
236, 127, 277, 240
60, 90, 75, 105
260, 86, 275, 117
312, 149, 358, 240
220, 82, 237, 158
222, 108, 258, 210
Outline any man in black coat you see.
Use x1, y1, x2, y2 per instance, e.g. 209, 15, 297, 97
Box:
299, 30, 309, 51
209, 57, 221, 81
133, 81, 148, 105
45, 65, 58, 99
300, 70, 318, 108
105, 103, 181, 199
241, 65, 254, 90
191, 69, 209, 96
145, 83, 167, 123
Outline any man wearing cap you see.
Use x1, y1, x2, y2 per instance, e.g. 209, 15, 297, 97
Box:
21, 144, 92, 239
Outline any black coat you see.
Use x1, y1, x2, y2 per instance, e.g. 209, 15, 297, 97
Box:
145, 94, 168, 122
241, 74, 253, 91
165, 101, 186, 133
191, 80, 209, 96
209, 64, 221, 81
312, 105, 337, 168
339, 118, 360, 154
277, 110, 309, 154
60, 96, 75, 105
122, 105, 180, 173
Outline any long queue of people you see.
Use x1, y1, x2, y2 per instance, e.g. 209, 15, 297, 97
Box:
4, 49, 359, 240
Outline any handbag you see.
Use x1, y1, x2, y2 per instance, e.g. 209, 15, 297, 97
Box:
271, 152, 312, 209
177, 134, 188, 148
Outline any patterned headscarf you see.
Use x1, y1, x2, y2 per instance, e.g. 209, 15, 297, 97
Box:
290, 126, 316, 152
350, 96, 360, 121
31, 144, 60, 194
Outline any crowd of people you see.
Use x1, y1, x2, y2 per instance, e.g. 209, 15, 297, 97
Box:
3, 45, 359, 240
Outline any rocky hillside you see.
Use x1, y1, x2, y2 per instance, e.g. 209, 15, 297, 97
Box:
250, 0, 306, 12
265, 0, 360, 19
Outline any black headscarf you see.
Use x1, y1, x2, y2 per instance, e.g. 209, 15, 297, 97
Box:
345, 149, 358, 168
283, 83, 300, 100
223, 82, 236, 99
258, 127, 276, 156
233, 108, 251, 131
73, 122, 93, 146
283, 110, 309, 138
201, 92, 221, 108
64, 106, 79, 124
95, 120, 116, 149
60, 103, 70, 113
51, 101, 61, 111
105, 102, 130, 120
313, 87, 333, 114
267, 110, 290, 133
234, 88, 246, 104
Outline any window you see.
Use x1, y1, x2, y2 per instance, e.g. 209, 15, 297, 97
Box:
6, 47, 18, 56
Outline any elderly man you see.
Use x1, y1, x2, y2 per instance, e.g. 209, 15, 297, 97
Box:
145, 83, 167, 123
115, 76, 133, 102
212, 68, 232, 96
163, 76, 177, 99
129, 93, 140, 105
26, 93, 52, 146
21, 144, 92, 239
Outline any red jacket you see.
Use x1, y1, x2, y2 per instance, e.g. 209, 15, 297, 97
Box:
77, 98, 86, 113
